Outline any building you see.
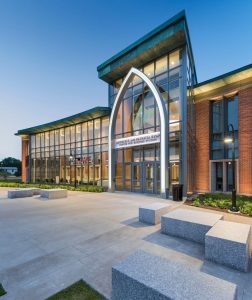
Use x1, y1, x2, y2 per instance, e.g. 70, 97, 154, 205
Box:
16, 11, 252, 197
0, 166, 18, 175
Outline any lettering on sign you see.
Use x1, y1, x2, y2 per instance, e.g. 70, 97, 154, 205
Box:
114, 132, 160, 149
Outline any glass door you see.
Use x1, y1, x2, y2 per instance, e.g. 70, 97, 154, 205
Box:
132, 163, 142, 192
144, 162, 154, 193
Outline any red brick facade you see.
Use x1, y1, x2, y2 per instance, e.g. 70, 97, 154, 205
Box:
21, 138, 29, 183
195, 100, 210, 192
238, 87, 252, 194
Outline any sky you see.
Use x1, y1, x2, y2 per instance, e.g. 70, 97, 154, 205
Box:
0, 0, 251, 160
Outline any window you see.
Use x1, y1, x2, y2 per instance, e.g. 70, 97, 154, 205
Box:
211, 96, 238, 159
144, 63, 154, 78
155, 56, 167, 75
169, 50, 181, 69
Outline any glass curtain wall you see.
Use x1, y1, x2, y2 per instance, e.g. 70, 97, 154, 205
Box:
29, 116, 109, 186
109, 48, 183, 190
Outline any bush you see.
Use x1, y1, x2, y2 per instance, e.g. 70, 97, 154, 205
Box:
191, 192, 252, 217
192, 198, 200, 207
0, 182, 106, 193
240, 203, 252, 216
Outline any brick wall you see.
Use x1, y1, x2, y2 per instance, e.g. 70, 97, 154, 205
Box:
195, 100, 210, 192
238, 87, 252, 194
21, 138, 29, 183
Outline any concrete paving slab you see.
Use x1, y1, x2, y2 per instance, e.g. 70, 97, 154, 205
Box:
0, 187, 251, 300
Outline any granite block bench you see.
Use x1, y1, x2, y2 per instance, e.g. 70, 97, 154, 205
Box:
161, 208, 223, 243
8, 188, 36, 198
205, 220, 251, 272
40, 189, 67, 199
112, 250, 237, 300
139, 203, 172, 225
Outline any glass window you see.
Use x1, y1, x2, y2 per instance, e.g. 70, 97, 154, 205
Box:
155, 56, 167, 75
55, 130, 59, 145
88, 121, 93, 140
133, 94, 143, 131
123, 97, 132, 134
212, 101, 223, 133
82, 122, 87, 140
94, 119, 101, 139
115, 101, 123, 135
41, 133, 45, 147
143, 91, 155, 129
228, 96, 238, 130
169, 78, 180, 100
60, 129, 65, 144
70, 126, 75, 143
31, 135, 35, 148
65, 127, 70, 144
36, 134, 40, 148
50, 131, 54, 146
102, 117, 109, 137
169, 100, 180, 123
76, 125, 81, 142
144, 63, 154, 78
169, 50, 181, 69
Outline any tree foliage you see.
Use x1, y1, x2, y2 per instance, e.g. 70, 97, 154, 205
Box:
0, 157, 22, 176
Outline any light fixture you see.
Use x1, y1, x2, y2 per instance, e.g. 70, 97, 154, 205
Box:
224, 137, 233, 143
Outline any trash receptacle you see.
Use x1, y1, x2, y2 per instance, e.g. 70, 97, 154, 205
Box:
172, 184, 183, 201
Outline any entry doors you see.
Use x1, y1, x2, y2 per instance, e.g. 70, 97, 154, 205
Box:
130, 161, 160, 194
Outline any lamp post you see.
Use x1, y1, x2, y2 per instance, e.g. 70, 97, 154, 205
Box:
224, 124, 239, 213
69, 152, 77, 189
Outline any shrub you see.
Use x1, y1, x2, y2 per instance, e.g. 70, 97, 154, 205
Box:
192, 198, 200, 207
240, 203, 252, 216
0, 182, 106, 193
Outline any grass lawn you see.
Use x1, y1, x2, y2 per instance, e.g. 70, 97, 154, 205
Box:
46, 280, 106, 300
0, 283, 6, 297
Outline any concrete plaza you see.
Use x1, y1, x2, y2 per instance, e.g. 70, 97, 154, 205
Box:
0, 187, 251, 299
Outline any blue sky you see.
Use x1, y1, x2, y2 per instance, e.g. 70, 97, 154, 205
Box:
0, 0, 251, 160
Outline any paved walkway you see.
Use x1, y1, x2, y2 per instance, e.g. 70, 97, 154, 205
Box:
0, 188, 251, 299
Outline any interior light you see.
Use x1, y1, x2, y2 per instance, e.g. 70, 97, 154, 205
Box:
224, 137, 233, 143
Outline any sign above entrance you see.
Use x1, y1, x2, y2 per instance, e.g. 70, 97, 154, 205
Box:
114, 132, 160, 149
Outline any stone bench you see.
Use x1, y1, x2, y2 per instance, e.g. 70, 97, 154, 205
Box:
161, 208, 223, 244
40, 189, 67, 199
139, 203, 172, 225
8, 188, 36, 198
205, 220, 251, 272
112, 250, 237, 300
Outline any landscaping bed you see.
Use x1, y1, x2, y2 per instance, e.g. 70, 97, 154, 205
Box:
186, 193, 252, 217
46, 280, 105, 300
0, 182, 106, 192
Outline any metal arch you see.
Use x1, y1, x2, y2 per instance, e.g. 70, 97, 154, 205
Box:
108, 67, 169, 198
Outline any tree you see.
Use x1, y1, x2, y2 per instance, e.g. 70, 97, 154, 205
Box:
0, 157, 22, 176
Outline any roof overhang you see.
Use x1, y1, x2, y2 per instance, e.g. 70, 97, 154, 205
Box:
16, 106, 111, 136
194, 64, 252, 101
97, 10, 197, 84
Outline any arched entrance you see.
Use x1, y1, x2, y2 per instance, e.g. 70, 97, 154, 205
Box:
108, 67, 169, 198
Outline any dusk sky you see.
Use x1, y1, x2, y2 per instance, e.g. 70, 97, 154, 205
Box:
0, 0, 251, 160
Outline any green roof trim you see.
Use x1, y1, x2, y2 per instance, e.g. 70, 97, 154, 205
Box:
195, 63, 252, 88
16, 106, 111, 136
97, 10, 197, 84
